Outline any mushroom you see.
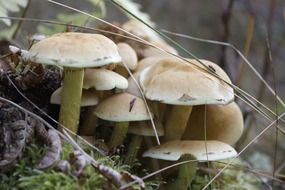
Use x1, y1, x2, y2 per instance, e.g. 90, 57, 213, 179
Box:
116, 43, 138, 77
141, 40, 178, 58
94, 92, 153, 149
23, 32, 121, 133
135, 56, 165, 73
50, 87, 99, 107
122, 19, 163, 42
182, 102, 244, 145
139, 58, 234, 141
143, 140, 237, 190
83, 68, 128, 91
125, 120, 164, 165
81, 68, 128, 136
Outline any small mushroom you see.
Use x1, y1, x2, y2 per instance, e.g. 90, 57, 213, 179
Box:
122, 20, 162, 42
94, 92, 153, 149
50, 87, 99, 107
83, 68, 128, 91
143, 140, 237, 190
141, 40, 178, 58
81, 68, 128, 136
116, 43, 138, 77
125, 120, 164, 165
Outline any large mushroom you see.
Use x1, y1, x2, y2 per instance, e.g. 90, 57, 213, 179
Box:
22, 32, 121, 133
139, 58, 234, 141
143, 140, 237, 190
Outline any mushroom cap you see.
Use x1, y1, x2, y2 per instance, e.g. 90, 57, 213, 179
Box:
139, 58, 234, 105
135, 56, 165, 72
117, 43, 138, 70
142, 41, 178, 58
143, 140, 237, 161
27, 32, 121, 68
83, 68, 128, 90
126, 72, 142, 98
126, 57, 167, 98
94, 92, 153, 122
128, 120, 164, 136
50, 87, 98, 107
182, 102, 244, 145
122, 20, 162, 42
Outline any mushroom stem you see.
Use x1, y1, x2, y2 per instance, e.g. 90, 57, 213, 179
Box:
164, 105, 192, 141
163, 155, 197, 190
149, 101, 166, 121
79, 106, 98, 136
124, 135, 143, 165
59, 67, 84, 134
108, 121, 129, 149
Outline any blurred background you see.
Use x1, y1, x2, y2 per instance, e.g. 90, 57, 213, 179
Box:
1, 0, 285, 181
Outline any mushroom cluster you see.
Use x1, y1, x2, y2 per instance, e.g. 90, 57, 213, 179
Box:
14, 19, 244, 189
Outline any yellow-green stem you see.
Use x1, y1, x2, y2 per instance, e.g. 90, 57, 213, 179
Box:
59, 67, 84, 134
124, 135, 143, 165
108, 121, 129, 149
162, 155, 197, 190
79, 106, 98, 136
164, 105, 192, 141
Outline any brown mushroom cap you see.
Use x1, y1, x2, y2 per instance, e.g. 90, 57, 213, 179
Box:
83, 68, 128, 90
128, 120, 164, 136
94, 92, 153, 122
27, 32, 121, 68
139, 58, 234, 105
182, 102, 244, 145
117, 43, 138, 70
50, 87, 98, 106
143, 140, 237, 161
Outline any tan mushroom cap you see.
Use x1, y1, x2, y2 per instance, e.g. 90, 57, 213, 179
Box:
122, 20, 162, 42
135, 56, 165, 72
182, 102, 244, 145
125, 72, 142, 98
117, 43, 138, 70
126, 57, 168, 98
94, 92, 153, 122
128, 120, 164, 136
143, 140, 237, 161
140, 58, 234, 105
142, 41, 178, 58
27, 32, 121, 68
50, 87, 98, 106
83, 68, 128, 90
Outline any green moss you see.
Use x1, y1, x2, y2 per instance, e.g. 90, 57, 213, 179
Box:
0, 142, 160, 190
190, 158, 264, 190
